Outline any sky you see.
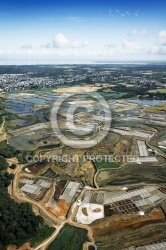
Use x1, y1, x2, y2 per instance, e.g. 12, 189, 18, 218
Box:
0, 0, 166, 64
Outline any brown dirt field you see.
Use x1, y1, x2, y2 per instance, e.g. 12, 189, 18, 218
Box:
93, 208, 102, 213
7, 243, 33, 250
52, 85, 101, 93
7, 157, 19, 165
46, 199, 70, 218
82, 207, 88, 216
91, 208, 165, 237
74, 160, 95, 186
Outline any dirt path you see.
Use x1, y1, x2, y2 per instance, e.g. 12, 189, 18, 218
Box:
8, 164, 95, 250
0, 116, 7, 141
0, 116, 5, 132
34, 223, 64, 250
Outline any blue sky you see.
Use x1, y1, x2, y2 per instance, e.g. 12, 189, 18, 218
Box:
0, 0, 166, 64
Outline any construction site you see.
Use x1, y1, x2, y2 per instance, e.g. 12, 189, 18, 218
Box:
45, 180, 82, 219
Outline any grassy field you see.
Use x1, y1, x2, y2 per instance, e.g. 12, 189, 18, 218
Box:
47, 224, 88, 250
144, 103, 166, 113
148, 88, 166, 93
147, 129, 166, 157
94, 160, 120, 169
148, 141, 166, 156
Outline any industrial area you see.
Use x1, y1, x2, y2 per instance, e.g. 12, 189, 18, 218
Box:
75, 186, 166, 224
19, 177, 52, 201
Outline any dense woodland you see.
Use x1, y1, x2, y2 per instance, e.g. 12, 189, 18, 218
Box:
0, 140, 33, 164
0, 141, 54, 248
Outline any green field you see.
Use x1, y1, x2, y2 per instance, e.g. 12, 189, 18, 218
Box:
94, 160, 120, 169
148, 88, 166, 93
47, 224, 88, 250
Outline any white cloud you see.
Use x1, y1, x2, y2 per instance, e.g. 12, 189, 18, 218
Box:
71, 40, 89, 48
67, 16, 84, 22
106, 43, 118, 48
53, 33, 69, 48
0, 49, 13, 55
130, 28, 147, 36
1, 46, 166, 64
158, 30, 166, 38
115, 10, 125, 17
109, 9, 140, 18
52, 33, 89, 48
158, 30, 166, 45
21, 44, 33, 49
40, 43, 53, 48
148, 46, 166, 55
122, 39, 140, 50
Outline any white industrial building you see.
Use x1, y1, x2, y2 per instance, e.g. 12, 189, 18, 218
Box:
137, 140, 149, 157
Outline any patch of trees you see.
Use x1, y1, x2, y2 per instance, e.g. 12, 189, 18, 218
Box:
9, 163, 17, 169
0, 190, 54, 247
0, 140, 33, 163
23, 114, 40, 123
0, 157, 54, 248
0, 155, 8, 170
0, 144, 20, 158
38, 107, 51, 121
111, 84, 166, 100
143, 91, 166, 100
0, 115, 3, 124
0, 172, 14, 188
112, 84, 153, 96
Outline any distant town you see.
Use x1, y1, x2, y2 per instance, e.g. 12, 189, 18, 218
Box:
0, 65, 165, 101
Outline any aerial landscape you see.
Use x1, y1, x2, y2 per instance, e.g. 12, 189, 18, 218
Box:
0, 0, 166, 250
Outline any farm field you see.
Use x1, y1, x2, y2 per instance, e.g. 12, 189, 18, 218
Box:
94, 161, 120, 169
47, 224, 88, 250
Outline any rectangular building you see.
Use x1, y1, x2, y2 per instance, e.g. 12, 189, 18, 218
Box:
137, 140, 149, 157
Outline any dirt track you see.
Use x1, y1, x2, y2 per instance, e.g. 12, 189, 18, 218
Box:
8, 164, 94, 250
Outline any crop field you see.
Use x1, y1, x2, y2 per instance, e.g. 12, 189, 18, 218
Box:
148, 129, 166, 156
47, 224, 88, 250
148, 88, 166, 93
96, 163, 166, 187
94, 161, 120, 170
